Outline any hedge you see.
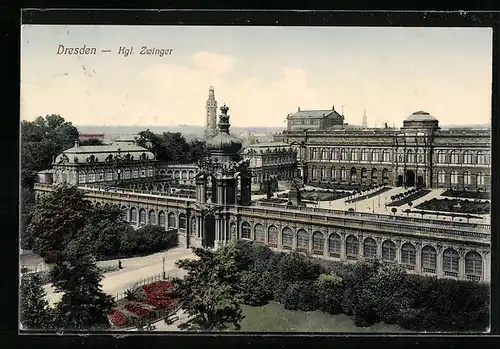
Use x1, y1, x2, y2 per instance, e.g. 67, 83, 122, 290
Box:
231, 241, 489, 332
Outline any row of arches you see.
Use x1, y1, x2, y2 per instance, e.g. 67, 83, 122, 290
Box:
122, 207, 187, 231
309, 166, 390, 184
436, 150, 490, 165
238, 222, 485, 279
310, 148, 393, 163
166, 169, 197, 180
436, 170, 487, 187
72, 166, 156, 184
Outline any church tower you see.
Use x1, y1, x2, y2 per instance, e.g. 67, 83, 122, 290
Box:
362, 109, 368, 129
205, 86, 218, 138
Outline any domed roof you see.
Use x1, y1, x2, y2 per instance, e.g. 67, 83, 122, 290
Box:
405, 111, 438, 122
206, 104, 243, 155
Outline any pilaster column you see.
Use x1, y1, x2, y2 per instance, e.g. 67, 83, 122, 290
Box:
458, 248, 466, 280
340, 233, 346, 259
395, 239, 402, 264
323, 232, 329, 258
436, 245, 444, 277
483, 251, 490, 282
278, 227, 282, 249
292, 228, 297, 250
358, 234, 364, 259
376, 237, 382, 259
415, 242, 422, 273
308, 231, 313, 254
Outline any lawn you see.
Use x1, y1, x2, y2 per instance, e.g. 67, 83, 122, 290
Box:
233, 301, 407, 333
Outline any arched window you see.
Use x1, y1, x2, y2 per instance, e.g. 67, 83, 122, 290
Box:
421, 245, 437, 272
139, 209, 147, 225
345, 235, 359, 259
329, 233, 341, 257
406, 150, 415, 163
340, 149, 347, 161
372, 150, 380, 162
282, 227, 293, 249
401, 243, 416, 266
120, 206, 128, 221
167, 213, 176, 228
241, 221, 251, 239
147, 167, 154, 177
321, 167, 327, 178
382, 240, 396, 261
130, 207, 137, 224
450, 171, 458, 185
383, 150, 391, 162
331, 149, 339, 160
158, 211, 166, 227
97, 169, 104, 182
361, 149, 369, 161
477, 172, 485, 185
477, 152, 488, 165
443, 248, 459, 274
179, 214, 187, 231
438, 151, 447, 163
465, 251, 483, 277
437, 170, 446, 185
450, 151, 460, 164
268, 225, 278, 247
254, 224, 265, 243
312, 231, 324, 255
340, 167, 347, 180
351, 149, 358, 161
321, 148, 329, 160
181, 171, 188, 179
330, 167, 336, 179
174, 171, 180, 179
297, 229, 309, 252
132, 168, 139, 178
312, 148, 319, 160
350, 168, 357, 181
148, 210, 156, 225
463, 151, 473, 164
363, 237, 377, 259
463, 171, 471, 185
123, 168, 131, 179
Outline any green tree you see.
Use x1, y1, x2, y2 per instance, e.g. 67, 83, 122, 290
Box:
50, 250, 115, 330
137, 130, 191, 163
314, 272, 344, 315
21, 115, 79, 186
80, 138, 104, 146
28, 185, 92, 262
173, 246, 244, 331
187, 139, 208, 163
20, 273, 53, 329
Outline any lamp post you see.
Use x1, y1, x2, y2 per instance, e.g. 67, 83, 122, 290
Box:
162, 256, 166, 280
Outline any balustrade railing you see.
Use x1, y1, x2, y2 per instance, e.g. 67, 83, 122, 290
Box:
252, 202, 490, 231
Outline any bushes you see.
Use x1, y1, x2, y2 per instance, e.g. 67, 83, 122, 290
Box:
231, 241, 490, 332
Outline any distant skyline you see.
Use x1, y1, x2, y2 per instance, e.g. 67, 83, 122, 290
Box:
21, 26, 492, 128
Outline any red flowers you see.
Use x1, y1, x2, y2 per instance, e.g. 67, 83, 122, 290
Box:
140, 281, 178, 310
125, 303, 154, 318
109, 308, 128, 326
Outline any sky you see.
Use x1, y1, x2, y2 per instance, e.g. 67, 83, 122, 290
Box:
20, 26, 492, 128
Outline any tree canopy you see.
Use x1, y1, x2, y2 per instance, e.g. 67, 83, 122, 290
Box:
21, 114, 79, 186
137, 130, 208, 164
20, 273, 53, 329
50, 250, 115, 330
173, 246, 244, 331
80, 138, 104, 146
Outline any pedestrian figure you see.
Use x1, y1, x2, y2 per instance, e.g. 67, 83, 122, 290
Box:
118, 260, 122, 269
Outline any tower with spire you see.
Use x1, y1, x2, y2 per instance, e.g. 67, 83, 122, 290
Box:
362, 109, 368, 129
205, 86, 218, 138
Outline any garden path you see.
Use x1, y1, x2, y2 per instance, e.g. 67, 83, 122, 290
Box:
43, 247, 196, 307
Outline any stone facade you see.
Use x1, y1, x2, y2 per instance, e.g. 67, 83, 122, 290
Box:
274, 111, 491, 192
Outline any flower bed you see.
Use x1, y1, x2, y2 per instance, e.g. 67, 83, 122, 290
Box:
109, 308, 129, 327
125, 303, 155, 319
415, 198, 490, 214
142, 281, 174, 296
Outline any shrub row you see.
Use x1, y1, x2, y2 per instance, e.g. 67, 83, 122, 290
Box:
231, 241, 489, 332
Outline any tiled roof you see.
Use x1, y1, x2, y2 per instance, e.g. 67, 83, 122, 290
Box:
54, 142, 155, 164
290, 110, 342, 118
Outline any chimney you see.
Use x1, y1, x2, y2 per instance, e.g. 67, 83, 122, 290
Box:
298, 107, 301, 111
332, 105, 335, 111
75, 140, 80, 148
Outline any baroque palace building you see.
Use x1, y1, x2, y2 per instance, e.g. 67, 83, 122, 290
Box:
34, 103, 491, 283
274, 109, 491, 192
